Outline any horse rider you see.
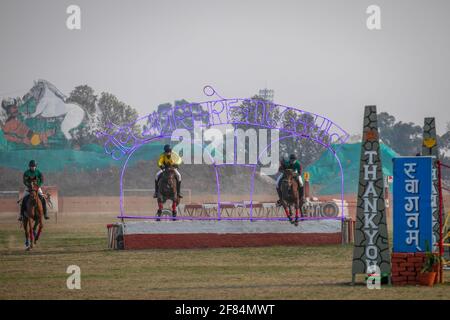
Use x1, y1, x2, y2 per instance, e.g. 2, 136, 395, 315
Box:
276, 154, 304, 206
154, 144, 183, 198
19, 160, 49, 221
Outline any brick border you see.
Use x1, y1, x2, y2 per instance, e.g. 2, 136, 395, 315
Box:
391, 252, 439, 286
123, 232, 342, 249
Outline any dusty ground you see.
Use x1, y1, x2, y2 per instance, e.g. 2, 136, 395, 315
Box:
1, 212, 450, 300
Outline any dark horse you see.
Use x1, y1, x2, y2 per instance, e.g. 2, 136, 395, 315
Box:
22, 180, 44, 250
156, 166, 180, 221
280, 169, 304, 226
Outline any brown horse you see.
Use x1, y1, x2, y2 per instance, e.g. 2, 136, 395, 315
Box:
280, 169, 303, 226
23, 181, 44, 250
156, 166, 180, 221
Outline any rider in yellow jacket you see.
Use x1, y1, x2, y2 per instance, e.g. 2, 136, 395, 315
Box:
154, 144, 183, 198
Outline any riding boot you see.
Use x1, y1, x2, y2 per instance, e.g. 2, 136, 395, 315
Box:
41, 196, 49, 220
19, 198, 26, 221
177, 180, 183, 198
276, 187, 282, 206
299, 185, 304, 201
297, 178, 304, 201
153, 180, 159, 198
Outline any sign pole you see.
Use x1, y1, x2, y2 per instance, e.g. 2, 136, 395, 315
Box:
351, 105, 391, 285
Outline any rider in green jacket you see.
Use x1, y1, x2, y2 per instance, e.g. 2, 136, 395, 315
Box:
19, 160, 49, 221
276, 154, 304, 206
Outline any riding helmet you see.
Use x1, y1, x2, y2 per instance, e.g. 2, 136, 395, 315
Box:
164, 144, 172, 153
289, 154, 297, 160
29, 160, 37, 167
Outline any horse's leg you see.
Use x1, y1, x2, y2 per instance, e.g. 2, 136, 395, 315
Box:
281, 186, 289, 219
289, 206, 295, 224
60, 105, 85, 140
156, 200, 163, 221
172, 201, 177, 221
294, 203, 300, 226
299, 197, 304, 219
36, 223, 43, 242
36, 201, 44, 241
282, 204, 292, 223
35, 217, 43, 242
28, 219, 34, 249
296, 180, 303, 220
23, 219, 30, 249
31, 204, 38, 242
33, 219, 38, 243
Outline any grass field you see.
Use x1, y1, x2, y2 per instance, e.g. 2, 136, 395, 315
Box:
1, 212, 450, 300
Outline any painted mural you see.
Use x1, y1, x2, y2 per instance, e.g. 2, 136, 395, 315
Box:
1, 79, 86, 149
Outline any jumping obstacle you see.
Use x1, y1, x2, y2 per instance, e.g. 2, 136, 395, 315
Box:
107, 218, 354, 250
106, 199, 353, 250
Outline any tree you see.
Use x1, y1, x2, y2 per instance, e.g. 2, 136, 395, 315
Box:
279, 111, 327, 168
97, 92, 140, 135
67, 86, 141, 146
229, 95, 280, 165
157, 102, 172, 113
442, 121, 450, 154
378, 112, 450, 181
230, 96, 325, 170
174, 99, 190, 107
144, 100, 199, 135
378, 112, 422, 156
67, 85, 97, 116
0, 105, 7, 126
439, 130, 450, 181
67, 85, 98, 146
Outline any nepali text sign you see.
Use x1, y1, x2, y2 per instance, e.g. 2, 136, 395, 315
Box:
393, 157, 433, 252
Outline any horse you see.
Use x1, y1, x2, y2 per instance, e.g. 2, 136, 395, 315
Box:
279, 169, 304, 226
22, 79, 86, 140
22, 181, 44, 250
156, 166, 180, 221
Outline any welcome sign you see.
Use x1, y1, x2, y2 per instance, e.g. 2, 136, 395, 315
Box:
393, 157, 433, 252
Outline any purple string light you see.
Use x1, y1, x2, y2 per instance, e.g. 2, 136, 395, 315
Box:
97, 86, 350, 222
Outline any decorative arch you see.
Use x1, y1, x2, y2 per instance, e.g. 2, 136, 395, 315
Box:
98, 86, 350, 221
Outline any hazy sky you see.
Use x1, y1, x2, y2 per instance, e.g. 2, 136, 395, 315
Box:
1, 0, 449, 135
